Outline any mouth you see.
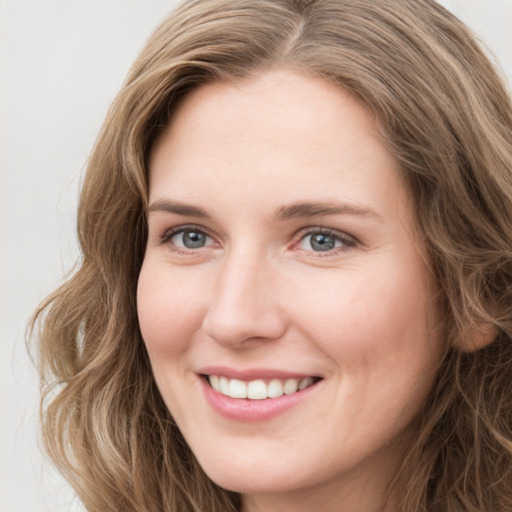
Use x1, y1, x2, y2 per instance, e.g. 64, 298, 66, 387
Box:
201, 374, 323, 400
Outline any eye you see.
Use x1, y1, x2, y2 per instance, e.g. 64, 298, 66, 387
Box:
299, 230, 354, 253
166, 228, 214, 249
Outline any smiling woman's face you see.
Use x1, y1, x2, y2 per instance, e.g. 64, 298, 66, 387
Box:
137, 69, 445, 511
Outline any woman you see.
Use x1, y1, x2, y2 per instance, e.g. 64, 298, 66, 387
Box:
33, 0, 512, 511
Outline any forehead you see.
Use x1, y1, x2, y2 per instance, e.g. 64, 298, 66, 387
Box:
152, 68, 385, 161
148, 68, 410, 224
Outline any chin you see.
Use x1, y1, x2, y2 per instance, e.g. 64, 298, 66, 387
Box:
195, 451, 321, 495
201, 459, 276, 492
207, 471, 299, 495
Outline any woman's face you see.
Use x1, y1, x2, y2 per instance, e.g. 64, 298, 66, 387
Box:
138, 69, 445, 510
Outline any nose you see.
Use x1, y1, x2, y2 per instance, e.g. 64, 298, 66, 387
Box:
201, 251, 287, 348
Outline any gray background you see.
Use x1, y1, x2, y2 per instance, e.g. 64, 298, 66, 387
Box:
1, 1, 511, 511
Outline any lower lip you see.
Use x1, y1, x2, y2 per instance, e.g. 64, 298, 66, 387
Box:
200, 377, 321, 422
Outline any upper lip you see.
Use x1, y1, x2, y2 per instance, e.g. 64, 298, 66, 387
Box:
196, 366, 321, 381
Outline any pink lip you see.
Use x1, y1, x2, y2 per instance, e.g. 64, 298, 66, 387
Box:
198, 370, 322, 422
197, 365, 318, 381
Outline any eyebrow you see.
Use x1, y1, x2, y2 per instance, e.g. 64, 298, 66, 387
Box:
147, 199, 382, 221
274, 201, 382, 220
148, 199, 210, 218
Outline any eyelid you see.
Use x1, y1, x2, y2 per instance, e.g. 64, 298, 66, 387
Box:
157, 223, 357, 255
292, 226, 357, 254
160, 224, 217, 248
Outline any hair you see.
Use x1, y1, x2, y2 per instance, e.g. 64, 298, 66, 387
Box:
31, 0, 512, 510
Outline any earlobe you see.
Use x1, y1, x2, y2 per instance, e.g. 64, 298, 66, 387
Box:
454, 323, 498, 352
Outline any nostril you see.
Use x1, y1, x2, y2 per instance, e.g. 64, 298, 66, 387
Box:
202, 308, 287, 348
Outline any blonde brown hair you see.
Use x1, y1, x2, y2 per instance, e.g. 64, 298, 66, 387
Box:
32, 0, 512, 510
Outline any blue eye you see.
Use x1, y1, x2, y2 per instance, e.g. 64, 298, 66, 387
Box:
170, 229, 212, 249
300, 231, 350, 252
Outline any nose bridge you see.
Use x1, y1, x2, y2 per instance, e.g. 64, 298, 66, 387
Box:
202, 245, 286, 346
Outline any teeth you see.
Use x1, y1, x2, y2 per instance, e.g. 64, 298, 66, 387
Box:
267, 379, 284, 398
207, 375, 317, 400
219, 376, 229, 395
210, 375, 220, 392
229, 379, 247, 398
247, 380, 267, 400
283, 378, 298, 395
298, 377, 313, 390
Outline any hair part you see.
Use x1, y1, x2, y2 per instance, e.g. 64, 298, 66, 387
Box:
32, 1, 512, 510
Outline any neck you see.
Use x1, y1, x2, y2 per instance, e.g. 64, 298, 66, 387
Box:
242, 465, 401, 512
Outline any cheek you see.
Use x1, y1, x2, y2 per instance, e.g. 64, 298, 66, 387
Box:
136, 260, 207, 357
293, 265, 442, 438
292, 261, 440, 368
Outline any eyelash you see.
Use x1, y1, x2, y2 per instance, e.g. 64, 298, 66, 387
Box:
159, 224, 357, 256
159, 224, 216, 254
294, 227, 357, 256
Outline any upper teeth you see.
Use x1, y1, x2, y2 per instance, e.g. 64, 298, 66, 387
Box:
208, 375, 315, 400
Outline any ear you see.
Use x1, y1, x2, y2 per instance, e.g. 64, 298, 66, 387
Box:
453, 323, 498, 352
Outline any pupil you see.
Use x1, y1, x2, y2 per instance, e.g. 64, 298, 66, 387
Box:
183, 231, 206, 248
311, 233, 335, 251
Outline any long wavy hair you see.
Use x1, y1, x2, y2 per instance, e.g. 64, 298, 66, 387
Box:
31, 0, 512, 510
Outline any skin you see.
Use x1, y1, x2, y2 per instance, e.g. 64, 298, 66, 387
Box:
137, 68, 446, 512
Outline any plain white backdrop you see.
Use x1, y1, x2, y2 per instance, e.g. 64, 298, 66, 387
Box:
0, 1, 510, 511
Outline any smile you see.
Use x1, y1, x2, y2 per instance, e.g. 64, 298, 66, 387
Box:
197, 367, 324, 421
207, 375, 320, 400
